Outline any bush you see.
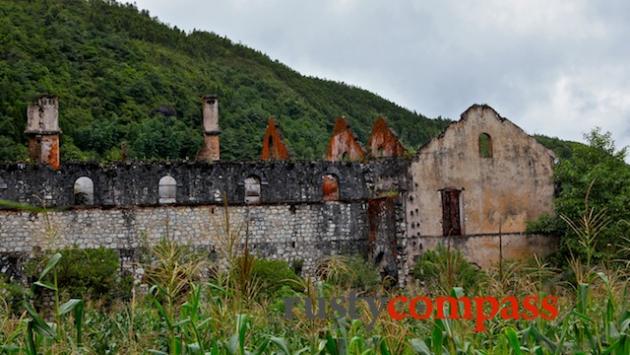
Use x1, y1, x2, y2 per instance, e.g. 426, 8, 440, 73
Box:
0, 276, 31, 314
26, 248, 132, 304
249, 258, 302, 295
411, 245, 484, 293
526, 213, 565, 235
548, 128, 630, 264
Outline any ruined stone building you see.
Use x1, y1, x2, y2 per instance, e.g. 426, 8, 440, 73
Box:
0, 95, 558, 283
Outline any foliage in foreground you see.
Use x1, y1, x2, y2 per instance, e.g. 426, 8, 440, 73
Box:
1, 243, 628, 354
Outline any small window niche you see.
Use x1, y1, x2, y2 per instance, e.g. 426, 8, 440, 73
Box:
322, 174, 340, 201
479, 132, 493, 158
158, 176, 177, 204
244, 176, 261, 204
74, 177, 94, 205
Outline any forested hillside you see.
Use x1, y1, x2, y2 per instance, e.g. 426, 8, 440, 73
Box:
0, 0, 451, 161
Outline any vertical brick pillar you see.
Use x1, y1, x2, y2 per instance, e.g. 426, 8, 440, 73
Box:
196, 95, 221, 162
24, 95, 61, 170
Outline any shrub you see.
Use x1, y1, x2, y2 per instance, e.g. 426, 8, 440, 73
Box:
249, 258, 302, 294
525, 213, 565, 235
550, 128, 630, 263
26, 248, 132, 304
411, 245, 484, 293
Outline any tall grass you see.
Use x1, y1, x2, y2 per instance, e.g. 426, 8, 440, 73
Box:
2, 247, 627, 353
0, 199, 629, 353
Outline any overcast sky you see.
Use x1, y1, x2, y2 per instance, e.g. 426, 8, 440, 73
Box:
134, 0, 630, 149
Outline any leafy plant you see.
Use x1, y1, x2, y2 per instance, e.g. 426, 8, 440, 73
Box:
411, 245, 485, 293
25, 247, 132, 304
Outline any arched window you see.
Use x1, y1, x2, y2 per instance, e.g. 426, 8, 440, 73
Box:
479, 132, 493, 158
244, 176, 261, 204
159, 176, 177, 204
322, 174, 340, 201
74, 177, 94, 205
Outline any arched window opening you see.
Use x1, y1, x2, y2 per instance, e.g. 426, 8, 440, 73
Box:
74, 177, 94, 205
159, 176, 177, 204
244, 176, 261, 204
479, 132, 493, 158
322, 174, 340, 201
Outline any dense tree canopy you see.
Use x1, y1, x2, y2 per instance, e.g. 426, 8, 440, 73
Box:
529, 129, 630, 263
0, 0, 450, 162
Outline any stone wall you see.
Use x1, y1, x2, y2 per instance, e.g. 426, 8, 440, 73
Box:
0, 159, 408, 282
0, 159, 408, 208
0, 202, 370, 278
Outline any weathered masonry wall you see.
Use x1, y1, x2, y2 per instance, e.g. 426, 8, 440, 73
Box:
0, 160, 407, 207
402, 105, 558, 277
0, 160, 408, 280
405, 234, 560, 270
0, 203, 369, 276
405, 105, 556, 238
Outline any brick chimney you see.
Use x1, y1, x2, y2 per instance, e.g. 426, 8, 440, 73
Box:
196, 95, 221, 162
25, 95, 61, 170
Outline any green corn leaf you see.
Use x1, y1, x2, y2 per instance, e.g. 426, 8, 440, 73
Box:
151, 291, 173, 330
23, 302, 55, 339
324, 332, 339, 355
38, 253, 62, 280
577, 283, 589, 315
432, 321, 444, 355
318, 339, 327, 354
74, 300, 84, 346
410, 338, 431, 354
25, 320, 37, 355
269, 336, 289, 354
379, 339, 391, 355
349, 336, 364, 353
505, 327, 522, 355
253, 339, 270, 355
528, 325, 557, 352
236, 314, 250, 354
58, 299, 82, 316
32, 281, 56, 291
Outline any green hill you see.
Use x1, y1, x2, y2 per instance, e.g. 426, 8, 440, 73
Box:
0, 0, 451, 162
